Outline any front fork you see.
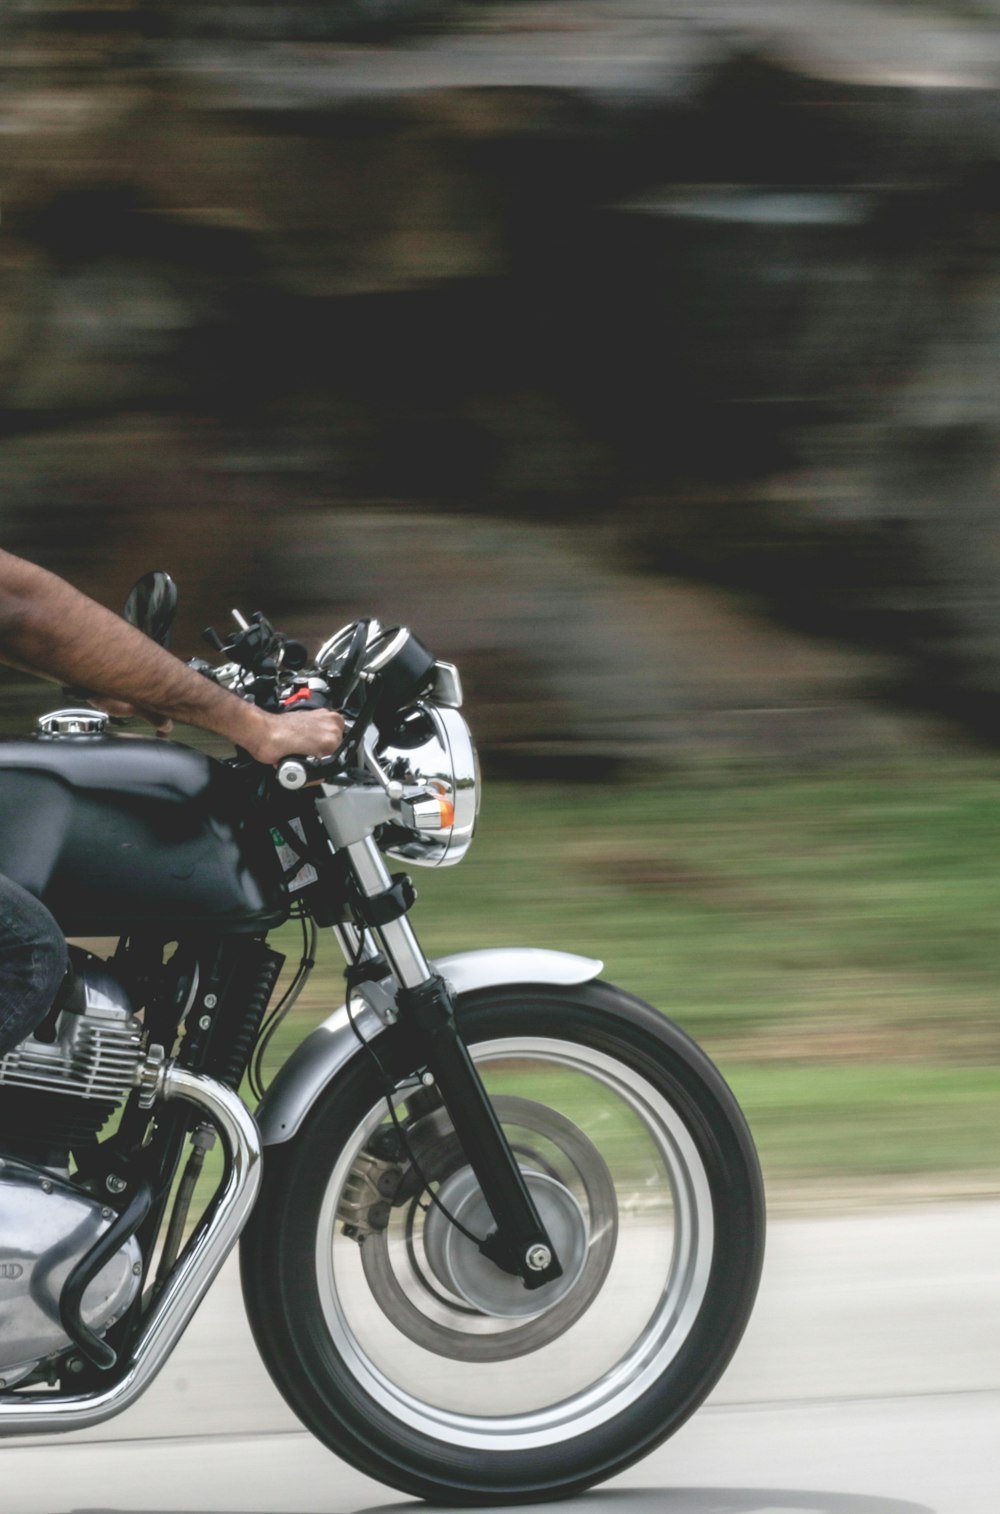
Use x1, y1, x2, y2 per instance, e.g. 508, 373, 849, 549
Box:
335, 835, 562, 1290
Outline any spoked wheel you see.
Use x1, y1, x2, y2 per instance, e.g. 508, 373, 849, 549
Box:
241, 981, 765, 1505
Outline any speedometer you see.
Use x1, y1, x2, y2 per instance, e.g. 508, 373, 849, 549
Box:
360, 626, 437, 721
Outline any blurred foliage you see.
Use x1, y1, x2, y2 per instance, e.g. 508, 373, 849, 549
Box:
4, 0, 1000, 1194
245, 757, 1000, 1187
7, 0, 1000, 763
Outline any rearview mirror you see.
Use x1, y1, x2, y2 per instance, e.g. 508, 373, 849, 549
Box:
122, 571, 178, 647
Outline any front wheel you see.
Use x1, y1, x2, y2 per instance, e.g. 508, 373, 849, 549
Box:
241, 981, 765, 1505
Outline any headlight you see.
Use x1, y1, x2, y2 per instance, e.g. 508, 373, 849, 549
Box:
378, 703, 480, 868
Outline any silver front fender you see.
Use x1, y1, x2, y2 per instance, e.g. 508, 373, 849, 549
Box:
255, 947, 602, 1146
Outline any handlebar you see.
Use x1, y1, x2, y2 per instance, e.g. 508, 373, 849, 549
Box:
275, 753, 342, 790
276, 758, 311, 790
188, 616, 395, 778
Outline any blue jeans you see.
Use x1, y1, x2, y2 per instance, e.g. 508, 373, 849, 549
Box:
0, 875, 68, 1057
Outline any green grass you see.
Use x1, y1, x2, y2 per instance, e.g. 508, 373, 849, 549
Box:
257, 758, 1000, 1188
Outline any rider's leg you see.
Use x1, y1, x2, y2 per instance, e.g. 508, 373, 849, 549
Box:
0, 875, 68, 1057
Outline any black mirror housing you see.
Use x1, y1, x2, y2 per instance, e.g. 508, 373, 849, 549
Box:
122, 571, 178, 647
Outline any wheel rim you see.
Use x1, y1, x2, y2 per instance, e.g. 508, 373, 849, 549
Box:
314, 1035, 714, 1451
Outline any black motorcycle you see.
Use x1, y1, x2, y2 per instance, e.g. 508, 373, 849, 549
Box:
0, 574, 764, 1505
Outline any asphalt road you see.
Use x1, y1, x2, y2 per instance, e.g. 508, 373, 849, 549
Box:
1, 1199, 998, 1514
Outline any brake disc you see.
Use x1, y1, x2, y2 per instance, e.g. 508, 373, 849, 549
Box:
356, 1095, 618, 1362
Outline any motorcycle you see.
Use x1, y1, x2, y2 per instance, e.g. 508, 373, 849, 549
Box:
0, 573, 764, 1504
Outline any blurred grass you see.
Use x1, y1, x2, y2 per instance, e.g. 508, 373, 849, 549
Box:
260, 757, 1000, 1187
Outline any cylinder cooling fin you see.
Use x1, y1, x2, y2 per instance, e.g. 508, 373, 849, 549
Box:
0, 956, 144, 1157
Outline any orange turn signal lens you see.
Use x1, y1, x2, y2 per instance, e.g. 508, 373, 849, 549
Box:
427, 781, 455, 830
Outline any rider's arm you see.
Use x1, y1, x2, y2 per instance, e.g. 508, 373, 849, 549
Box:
0, 550, 343, 765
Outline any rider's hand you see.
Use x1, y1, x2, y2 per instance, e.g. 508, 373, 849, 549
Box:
245, 708, 346, 767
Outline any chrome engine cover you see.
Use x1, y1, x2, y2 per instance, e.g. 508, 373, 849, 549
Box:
0, 1155, 142, 1385
0, 958, 146, 1384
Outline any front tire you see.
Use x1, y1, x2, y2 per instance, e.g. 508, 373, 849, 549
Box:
241, 981, 764, 1504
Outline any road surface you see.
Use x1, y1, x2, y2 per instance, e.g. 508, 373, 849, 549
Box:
1, 1199, 998, 1514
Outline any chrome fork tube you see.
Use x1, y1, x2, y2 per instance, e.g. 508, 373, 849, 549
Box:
342, 837, 561, 1287
343, 836, 433, 989
0, 1064, 261, 1437
332, 918, 381, 972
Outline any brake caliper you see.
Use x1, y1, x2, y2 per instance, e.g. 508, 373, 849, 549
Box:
337, 1135, 405, 1244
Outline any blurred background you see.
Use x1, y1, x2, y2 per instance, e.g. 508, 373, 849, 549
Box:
2, 0, 1000, 1202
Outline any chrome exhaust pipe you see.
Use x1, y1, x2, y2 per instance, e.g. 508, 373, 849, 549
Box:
0, 1063, 262, 1437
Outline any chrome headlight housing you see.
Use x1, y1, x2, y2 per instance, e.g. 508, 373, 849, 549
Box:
378, 703, 480, 868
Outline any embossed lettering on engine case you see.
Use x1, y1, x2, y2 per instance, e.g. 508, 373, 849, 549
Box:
0, 1156, 142, 1385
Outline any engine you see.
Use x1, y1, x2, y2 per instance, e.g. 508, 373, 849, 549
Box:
0, 955, 145, 1161
0, 1155, 143, 1385
0, 957, 147, 1385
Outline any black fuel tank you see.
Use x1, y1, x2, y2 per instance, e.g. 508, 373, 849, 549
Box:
0, 736, 287, 935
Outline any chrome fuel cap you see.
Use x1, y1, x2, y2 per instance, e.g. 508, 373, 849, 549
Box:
36, 708, 110, 738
